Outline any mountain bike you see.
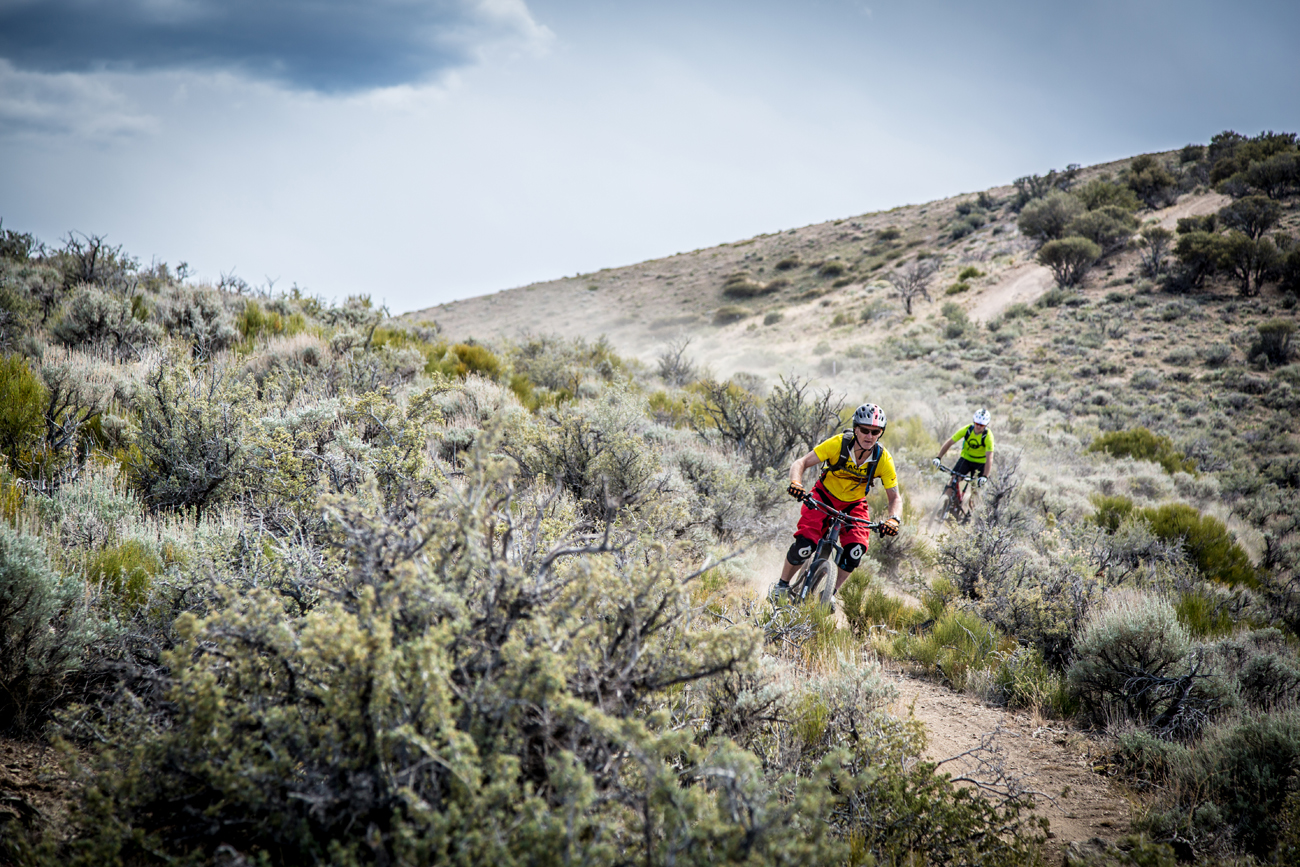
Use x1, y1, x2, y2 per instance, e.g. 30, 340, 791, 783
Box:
777, 491, 886, 607
932, 464, 979, 525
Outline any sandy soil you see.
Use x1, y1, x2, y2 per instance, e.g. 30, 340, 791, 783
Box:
886, 666, 1131, 858
965, 262, 1054, 323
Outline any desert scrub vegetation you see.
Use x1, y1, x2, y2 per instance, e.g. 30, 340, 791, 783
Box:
3, 132, 1300, 863
0, 225, 1069, 866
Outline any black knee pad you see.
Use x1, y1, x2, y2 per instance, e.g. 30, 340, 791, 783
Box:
786, 536, 817, 566
838, 541, 867, 572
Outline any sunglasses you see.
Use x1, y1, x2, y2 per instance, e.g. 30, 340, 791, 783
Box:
855, 427, 884, 437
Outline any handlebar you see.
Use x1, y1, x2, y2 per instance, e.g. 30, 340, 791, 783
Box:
935, 464, 979, 482
797, 491, 888, 532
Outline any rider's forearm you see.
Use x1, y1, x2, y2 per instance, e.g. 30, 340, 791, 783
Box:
936, 440, 952, 459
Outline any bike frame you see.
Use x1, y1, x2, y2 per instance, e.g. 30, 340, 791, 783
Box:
935, 464, 979, 524
789, 492, 884, 605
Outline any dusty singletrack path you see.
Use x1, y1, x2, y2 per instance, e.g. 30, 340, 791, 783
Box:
883, 665, 1131, 857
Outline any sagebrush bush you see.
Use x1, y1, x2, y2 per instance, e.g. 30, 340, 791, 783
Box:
125, 354, 251, 518
51, 286, 161, 359
1067, 591, 1195, 728
1134, 710, 1300, 860
0, 523, 100, 735
154, 284, 238, 356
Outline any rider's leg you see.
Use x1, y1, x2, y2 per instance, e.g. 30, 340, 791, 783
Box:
833, 537, 869, 592
777, 535, 817, 586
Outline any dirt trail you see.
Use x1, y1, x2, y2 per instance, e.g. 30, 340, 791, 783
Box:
966, 263, 1054, 323
885, 666, 1130, 857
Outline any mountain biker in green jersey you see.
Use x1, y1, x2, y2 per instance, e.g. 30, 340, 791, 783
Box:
932, 408, 994, 489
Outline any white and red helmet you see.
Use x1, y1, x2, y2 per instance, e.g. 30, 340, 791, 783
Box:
853, 403, 887, 430
973, 408, 991, 425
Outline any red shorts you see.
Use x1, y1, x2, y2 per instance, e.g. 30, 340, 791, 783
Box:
795, 483, 871, 549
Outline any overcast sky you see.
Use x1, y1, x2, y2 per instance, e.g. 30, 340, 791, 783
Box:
1, 0, 1297, 314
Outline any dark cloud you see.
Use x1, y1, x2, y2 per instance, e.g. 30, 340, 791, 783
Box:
0, 0, 548, 92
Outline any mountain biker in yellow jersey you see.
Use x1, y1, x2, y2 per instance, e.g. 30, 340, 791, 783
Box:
933, 408, 995, 490
771, 403, 903, 600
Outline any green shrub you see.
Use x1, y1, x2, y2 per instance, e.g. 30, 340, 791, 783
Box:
0, 523, 99, 735
1067, 206, 1138, 254
1249, 318, 1295, 366
818, 260, 848, 277
991, 646, 1076, 715
941, 301, 971, 339
1174, 591, 1234, 637
51, 286, 161, 360
1088, 428, 1196, 475
1037, 236, 1101, 287
1067, 591, 1192, 726
1125, 155, 1177, 208
1144, 503, 1257, 588
840, 571, 925, 637
763, 310, 784, 325
126, 356, 251, 519
0, 354, 46, 472
944, 281, 970, 295
722, 272, 771, 298
957, 266, 984, 280
1201, 343, 1233, 366
1017, 190, 1084, 242
1171, 231, 1225, 289
1074, 178, 1142, 212
155, 284, 239, 356
1135, 711, 1300, 859
442, 342, 503, 379
85, 539, 162, 608
893, 608, 1012, 691
875, 226, 901, 241
774, 255, 801, 270
1128, 368, 1161, 391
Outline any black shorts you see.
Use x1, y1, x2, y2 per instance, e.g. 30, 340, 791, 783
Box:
953, 457, 985, 477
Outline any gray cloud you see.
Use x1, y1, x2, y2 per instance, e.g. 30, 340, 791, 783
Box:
0, 0, 551, 92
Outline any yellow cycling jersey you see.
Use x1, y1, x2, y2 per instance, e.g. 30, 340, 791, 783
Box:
813, 433, 898, 502
950, 424, 995, 463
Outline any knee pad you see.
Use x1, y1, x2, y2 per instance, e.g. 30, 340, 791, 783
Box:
786, 536, 817, 566
838, 541, 867, 572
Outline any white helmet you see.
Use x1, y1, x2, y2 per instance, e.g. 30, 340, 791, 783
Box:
972, 408, 991, 426
853, 403, 887, 430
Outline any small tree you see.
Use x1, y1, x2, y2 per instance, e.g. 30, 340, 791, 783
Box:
1218, 196, 1283, 240
1126, 155, 1178, 208
1016, 190, 1084, 243
1281, 247, 1300, 296
1037, 236, 1100, 287
127, 355, 251, 520
1137, 225, 1175, 277
1172, 231, 1226, 290
1217, 232, 1282, 297
1067, 206, 1138, 255
885, 257, 940, 315
1241, 152, 1300, 200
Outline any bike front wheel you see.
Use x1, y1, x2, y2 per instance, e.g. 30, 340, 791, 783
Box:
815, 560, 837, 606
803, 559, 833, 607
